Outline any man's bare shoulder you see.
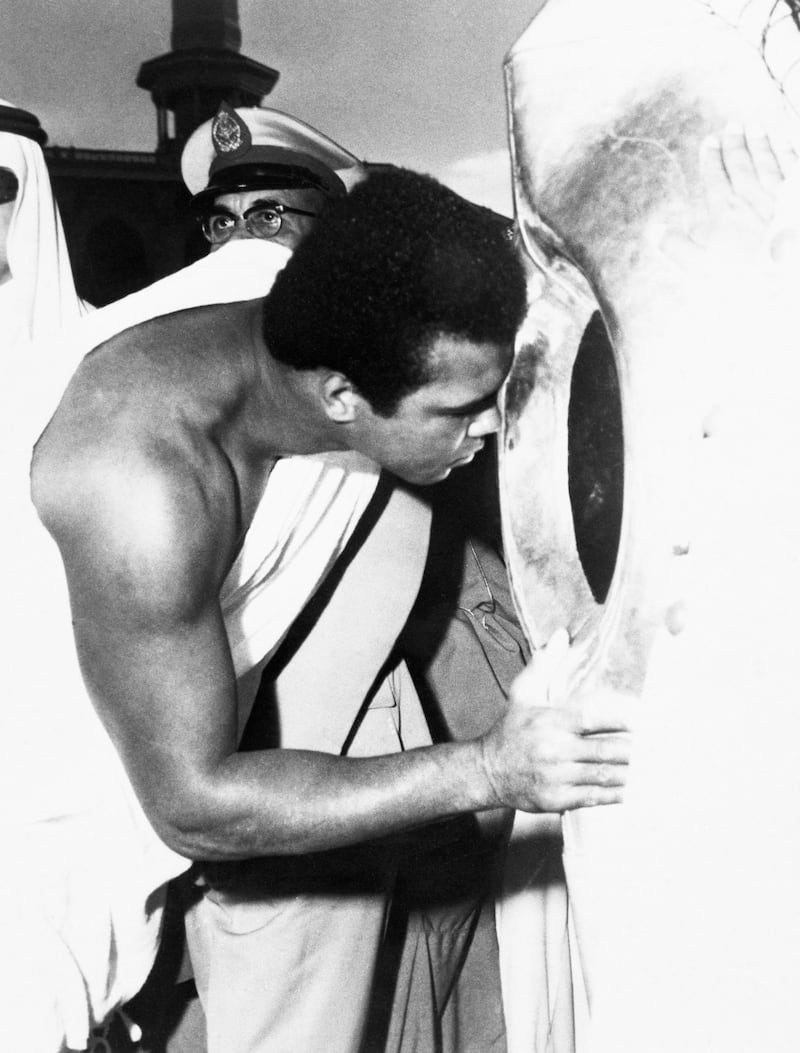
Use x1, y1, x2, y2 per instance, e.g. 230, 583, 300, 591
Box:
32, 296, 259, 494
105, 298, 256, 347
32, 410, 239, 620
31, 297, 267, 615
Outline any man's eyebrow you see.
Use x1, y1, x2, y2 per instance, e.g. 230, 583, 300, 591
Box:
209, 201, 280, 216
438, 390, 500, 417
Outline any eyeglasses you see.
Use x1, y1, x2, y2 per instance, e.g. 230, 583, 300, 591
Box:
0, 167, 18, 205
200, 200, 319, 244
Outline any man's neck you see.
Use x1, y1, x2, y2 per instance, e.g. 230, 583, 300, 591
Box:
218, 301, 349, 465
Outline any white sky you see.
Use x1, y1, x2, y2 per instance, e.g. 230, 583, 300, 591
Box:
2, 0, 538, 215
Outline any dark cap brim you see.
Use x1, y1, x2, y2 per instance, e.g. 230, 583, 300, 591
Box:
204, 147, 347, 198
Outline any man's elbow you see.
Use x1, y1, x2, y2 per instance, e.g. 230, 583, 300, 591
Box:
146, 792, 260, 862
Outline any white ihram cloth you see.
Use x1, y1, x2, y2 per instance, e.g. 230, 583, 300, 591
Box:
0, 100, 88, 351
71, 237, 289, 351
1, 237, 378, 1050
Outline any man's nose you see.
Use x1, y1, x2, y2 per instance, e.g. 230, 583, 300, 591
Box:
228, 219, 251, 240
466, 403, 501, 438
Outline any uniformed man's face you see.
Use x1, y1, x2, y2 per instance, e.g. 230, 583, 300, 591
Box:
351, 333, 513, 486
206, 187, 326, 253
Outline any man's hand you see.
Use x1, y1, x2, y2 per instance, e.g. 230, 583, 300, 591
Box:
658, 124, 800, 268
479, 629, 634, 814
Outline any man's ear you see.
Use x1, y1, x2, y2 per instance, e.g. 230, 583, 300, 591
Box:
319, 371, 363, 423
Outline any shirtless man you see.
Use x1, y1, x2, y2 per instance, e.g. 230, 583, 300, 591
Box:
30, 165, 632, 1051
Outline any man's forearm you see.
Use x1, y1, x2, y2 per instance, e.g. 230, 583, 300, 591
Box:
99, 625, 632, 862
146, 665, 634, 862
153, 739, 493, 861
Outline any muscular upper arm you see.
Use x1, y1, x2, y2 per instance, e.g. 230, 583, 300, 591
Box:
33, 441, 242, 842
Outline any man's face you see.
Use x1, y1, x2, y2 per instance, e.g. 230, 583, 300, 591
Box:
206, 187, 326, 253
353, 333, 513, 485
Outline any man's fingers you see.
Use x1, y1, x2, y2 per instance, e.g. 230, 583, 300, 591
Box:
718, 126, 777, 221
700, 127, 769, 223
573, 732, 632, 766
703, 125, 798, 224
699, 132, 735, 210
570, 760, 628, 788
525, 769, 627, 814
558, 785, 625, 810
737, 128, 786, 201
576, 693, 637, 736
658, 124, 800, 269
750, 126, 800, 185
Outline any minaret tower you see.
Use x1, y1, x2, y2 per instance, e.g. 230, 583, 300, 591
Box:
137, 0, 279, 155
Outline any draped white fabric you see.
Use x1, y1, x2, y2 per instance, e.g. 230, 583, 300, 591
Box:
499, 3, 800, 1050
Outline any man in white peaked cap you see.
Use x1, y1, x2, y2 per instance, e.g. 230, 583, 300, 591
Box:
183, 99, 362, 207
76, 101, 365, 349
182, 100, 364, 252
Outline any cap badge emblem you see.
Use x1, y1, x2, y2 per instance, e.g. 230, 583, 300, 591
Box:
211, 102, 251, 158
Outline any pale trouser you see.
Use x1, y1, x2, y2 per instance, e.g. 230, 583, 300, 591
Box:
188, 877, 392, 1053
184, 485, 433, 1053
184, 668, 426, 1053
